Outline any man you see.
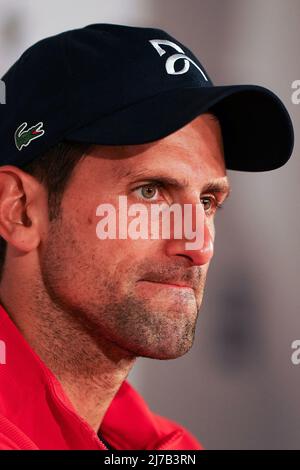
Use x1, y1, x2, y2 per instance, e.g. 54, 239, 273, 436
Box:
0, 24, 294, 450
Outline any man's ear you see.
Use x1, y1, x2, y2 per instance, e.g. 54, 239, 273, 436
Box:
0, 165, 47, 253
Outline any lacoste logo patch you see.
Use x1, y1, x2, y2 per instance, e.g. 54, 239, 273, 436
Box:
14, 121, 45, 151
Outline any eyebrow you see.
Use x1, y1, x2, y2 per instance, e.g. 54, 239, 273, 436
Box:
116, 168, 231, 199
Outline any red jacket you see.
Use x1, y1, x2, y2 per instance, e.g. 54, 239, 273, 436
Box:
0, 303, 203, 450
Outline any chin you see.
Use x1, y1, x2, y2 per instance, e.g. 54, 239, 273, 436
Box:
135, 338, 195, 360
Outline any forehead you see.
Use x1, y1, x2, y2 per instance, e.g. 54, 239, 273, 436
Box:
84, 113, 226, 184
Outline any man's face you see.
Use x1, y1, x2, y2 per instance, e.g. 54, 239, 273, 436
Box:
40, 113, 229, 360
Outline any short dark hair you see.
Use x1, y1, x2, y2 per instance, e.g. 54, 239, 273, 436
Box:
0, 141, 90, 282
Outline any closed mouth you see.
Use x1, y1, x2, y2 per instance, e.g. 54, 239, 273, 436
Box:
139, 279, 194, 290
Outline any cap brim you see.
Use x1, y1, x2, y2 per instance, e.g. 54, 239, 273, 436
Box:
65, 84, 294, 172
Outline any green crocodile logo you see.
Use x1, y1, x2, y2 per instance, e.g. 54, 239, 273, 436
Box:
14, 122, 45, 151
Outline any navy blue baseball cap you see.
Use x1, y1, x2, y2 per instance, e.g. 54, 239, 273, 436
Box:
0, 23, 294, 171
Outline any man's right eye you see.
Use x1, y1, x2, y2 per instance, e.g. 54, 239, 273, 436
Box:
132, 183, 164, 202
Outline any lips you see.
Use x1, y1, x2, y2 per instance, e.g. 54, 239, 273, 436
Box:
139, 279, 195, 290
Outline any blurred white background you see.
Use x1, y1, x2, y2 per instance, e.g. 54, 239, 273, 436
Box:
0, 0, 299, 449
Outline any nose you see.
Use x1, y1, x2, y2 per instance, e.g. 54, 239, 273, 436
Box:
165, 203, 214, 266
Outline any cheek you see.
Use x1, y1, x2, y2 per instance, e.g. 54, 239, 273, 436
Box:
92, 238, 154, 282
41, 221, 116, 310
66, 199, 151, 277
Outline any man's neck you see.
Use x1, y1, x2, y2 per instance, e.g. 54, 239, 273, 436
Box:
0, 277, 136, 433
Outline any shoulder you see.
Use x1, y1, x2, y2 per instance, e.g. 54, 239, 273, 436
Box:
106, 380, 205, 450
0, 414, 38, 450
151, 412, 205, 450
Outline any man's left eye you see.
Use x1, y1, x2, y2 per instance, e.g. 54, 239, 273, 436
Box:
200, 196, 220, 214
